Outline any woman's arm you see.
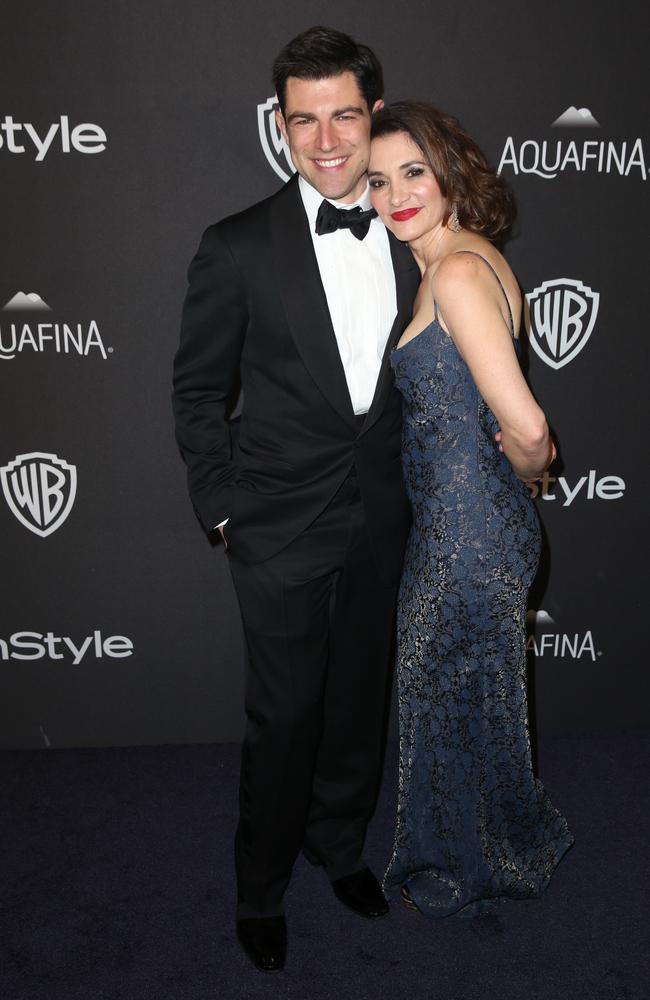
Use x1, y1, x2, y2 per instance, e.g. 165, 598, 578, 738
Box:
431, 253, 553, 481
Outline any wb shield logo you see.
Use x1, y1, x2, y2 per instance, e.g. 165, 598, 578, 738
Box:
1, 452, 77, 537
257, 96, 295, 182
525, 279, 599, 369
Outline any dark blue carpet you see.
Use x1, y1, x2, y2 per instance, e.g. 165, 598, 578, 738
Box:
1, 732, 648, 999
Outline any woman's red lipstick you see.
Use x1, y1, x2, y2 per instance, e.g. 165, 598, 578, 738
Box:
390, 208, 420, 221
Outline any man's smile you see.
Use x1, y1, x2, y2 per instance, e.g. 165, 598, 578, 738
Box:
313, 156, 350, 169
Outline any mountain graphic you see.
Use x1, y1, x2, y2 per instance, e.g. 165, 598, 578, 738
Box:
2, 291, 52, 311
551, 106, 600, 127
526, 609, 555, 625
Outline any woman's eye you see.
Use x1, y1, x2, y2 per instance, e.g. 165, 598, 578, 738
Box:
406, 167, 425, 178
369, 179, 386, 189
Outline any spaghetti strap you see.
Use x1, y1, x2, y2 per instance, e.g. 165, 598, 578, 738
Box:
452, 250, 514, 336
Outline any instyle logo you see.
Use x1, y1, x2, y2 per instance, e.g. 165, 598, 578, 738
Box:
527, 609, 599, 662
0, 115, 107, 161
0, 630, 134, 665
497, 107, 647, 180
525, 278, 599, 369
1, 452, 77, 537
527, 470, 625, 506
257, 96, 295, 182
0, 292, 112, 361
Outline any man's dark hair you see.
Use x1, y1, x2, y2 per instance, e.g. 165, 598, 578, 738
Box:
272, 25, 384, 115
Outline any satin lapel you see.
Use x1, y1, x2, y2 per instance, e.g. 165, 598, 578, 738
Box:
362, 231, 420, 434
269, 177, 356, 428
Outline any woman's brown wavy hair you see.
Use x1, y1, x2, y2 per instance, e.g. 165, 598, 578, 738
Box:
371, 101, 515, 242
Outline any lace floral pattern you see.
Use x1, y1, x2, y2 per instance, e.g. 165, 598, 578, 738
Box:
385, 318, 573, 918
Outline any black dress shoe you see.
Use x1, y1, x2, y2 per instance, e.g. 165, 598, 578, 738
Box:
332, 867, 389, 919
236, 916, 286, 972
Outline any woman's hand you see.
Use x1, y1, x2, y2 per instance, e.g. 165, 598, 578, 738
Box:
496, 431, 556, 482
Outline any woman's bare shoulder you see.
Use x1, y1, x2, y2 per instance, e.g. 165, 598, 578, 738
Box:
431, 242, 520, 316
430, 246, 494, 299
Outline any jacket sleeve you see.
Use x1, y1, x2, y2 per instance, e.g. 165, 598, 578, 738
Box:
172, 223, 248, 532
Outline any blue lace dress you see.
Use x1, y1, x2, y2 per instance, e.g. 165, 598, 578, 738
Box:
385, 252, 573, 918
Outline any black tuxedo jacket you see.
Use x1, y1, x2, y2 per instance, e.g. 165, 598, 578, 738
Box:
173, 174, 420, 583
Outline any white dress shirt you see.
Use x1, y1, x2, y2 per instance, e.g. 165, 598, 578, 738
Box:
299, 176, 397, 415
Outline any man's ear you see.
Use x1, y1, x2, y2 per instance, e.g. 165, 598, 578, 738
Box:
275, 109, 288, 143
372, 99, 385, 114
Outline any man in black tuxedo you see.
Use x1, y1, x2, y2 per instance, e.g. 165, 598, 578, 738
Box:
173, 26, 418, 972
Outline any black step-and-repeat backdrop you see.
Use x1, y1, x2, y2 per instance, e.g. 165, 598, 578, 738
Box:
1, 2, 647, 748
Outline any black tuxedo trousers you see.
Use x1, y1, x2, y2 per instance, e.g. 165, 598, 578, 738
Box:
230, 469, 398, 917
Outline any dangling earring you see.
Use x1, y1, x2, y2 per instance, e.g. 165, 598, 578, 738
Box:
449, 206, 461, 233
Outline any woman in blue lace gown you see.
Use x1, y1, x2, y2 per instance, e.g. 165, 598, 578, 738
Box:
368, 103, 573, 918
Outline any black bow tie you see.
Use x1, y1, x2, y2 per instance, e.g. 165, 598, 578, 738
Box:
315, 200, 377, 240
